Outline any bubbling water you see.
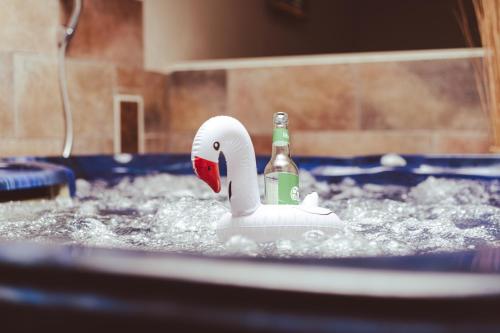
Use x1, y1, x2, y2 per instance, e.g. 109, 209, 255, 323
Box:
0, 171, 498, 258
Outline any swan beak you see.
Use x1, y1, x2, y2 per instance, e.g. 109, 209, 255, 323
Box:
193, 156, 221, 193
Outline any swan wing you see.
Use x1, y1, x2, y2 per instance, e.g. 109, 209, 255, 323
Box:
301, 192, 319, 207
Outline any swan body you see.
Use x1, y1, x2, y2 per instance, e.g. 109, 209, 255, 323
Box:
218, 203, 339, 243
192, 116, 343, 242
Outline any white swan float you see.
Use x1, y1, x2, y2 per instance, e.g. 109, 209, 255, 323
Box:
191, 116, 344, 243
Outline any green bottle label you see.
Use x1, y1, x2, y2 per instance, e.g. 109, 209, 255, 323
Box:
272, 128, 289, 146
265, 172, 299, 205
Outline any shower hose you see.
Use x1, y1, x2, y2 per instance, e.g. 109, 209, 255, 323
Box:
58, 0, 82, 158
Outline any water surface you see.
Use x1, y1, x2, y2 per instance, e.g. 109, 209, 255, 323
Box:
0, 171, 498, 258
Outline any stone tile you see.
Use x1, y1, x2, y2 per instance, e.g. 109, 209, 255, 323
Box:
0, 138, 60, 157
169, 70, 227, 132
227, 64, 358, 134
358, 59, 486, 130
117, 67, 169, 133
143, 73, 168, 134
116, 66, 145, 90
14, 54, 64, 139
493, 120, 500, 152
292, 130, 435, 156
162, 132, 272, 156
63, 0, 143, 67
251, 135, 272, 156
433, 131, 491, 154
15, 55, 115, 153
0, 134, 183, 156
0, 0, 59, 54
72, 136, 113, 155
164, 131, 196, 154
0, 53, 14, 137
163, 131, 270, 156
66, 60, 114, 142
162, 129, 436, 157
145, 134, 168, 153
408, 59, 486, 130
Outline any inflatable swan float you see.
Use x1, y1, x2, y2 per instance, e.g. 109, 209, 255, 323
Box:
192, 116, 343, 242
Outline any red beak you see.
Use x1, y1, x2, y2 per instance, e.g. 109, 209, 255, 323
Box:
193, 156, 221, 193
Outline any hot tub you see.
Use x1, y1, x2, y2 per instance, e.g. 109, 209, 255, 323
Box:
0, 153, 498, 332
0, 159, 75, 201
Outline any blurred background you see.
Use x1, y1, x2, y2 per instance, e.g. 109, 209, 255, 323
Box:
0, 0, 492, 157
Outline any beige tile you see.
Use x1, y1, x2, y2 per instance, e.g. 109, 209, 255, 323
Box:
158, 129, 436, 157
143, 73, 168, 134
0, 53, 14, 137
169, 70, 227, 132
15, 54, 115, 156
0, 138, 60, 157
434, 131, 491, 154
163, 130, 275, 156
116, 66, 145, 90
66, 59, 114, 140
63, 0, 143, 67
72, 136, 113, 155
165, 131, 196, 154
358, 59, 486, 130
0, 0, 59, 54
227, 64, 358, 134
251, 135, 272, 156
292, 130, 435, 157
161, 132, 273, 155
14, 54, 64, 139
493, 120, 500, 150
358, 62, 435, 130
408, 59, 486, 130
145, 134, 169, 153
117, 67, 169, 133
163, 131, 272, 156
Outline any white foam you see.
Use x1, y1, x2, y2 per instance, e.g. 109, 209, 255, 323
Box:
0, 173, 498, 258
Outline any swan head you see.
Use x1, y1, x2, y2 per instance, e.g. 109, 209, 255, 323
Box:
191, 116, 238, 193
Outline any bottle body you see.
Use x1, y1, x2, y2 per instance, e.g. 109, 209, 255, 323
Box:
264, 113, 299, 205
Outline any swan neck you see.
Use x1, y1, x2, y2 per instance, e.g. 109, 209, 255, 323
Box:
222, 127, 261, 216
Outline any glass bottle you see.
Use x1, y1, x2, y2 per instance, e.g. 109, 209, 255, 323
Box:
264, 112, 300, 205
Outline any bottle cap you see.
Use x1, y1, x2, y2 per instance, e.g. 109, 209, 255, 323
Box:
273, 112, 288, 126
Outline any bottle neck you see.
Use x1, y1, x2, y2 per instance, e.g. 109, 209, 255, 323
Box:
271, 126, 291, 157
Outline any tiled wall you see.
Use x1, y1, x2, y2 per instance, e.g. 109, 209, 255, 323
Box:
0, 0, 168, 156
167, 56, 490, 156
0, 0, 491, 158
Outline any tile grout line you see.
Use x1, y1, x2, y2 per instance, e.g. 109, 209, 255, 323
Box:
223, 69, 230, 117
165, 73, 174, 153
12, 52, 19, 139
350, 63, 363, 131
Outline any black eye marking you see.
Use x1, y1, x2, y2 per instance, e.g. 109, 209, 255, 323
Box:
213, 141, 220, 151
228, 181, 232, 201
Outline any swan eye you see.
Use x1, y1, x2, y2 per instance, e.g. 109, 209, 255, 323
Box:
213, 141, 220, 151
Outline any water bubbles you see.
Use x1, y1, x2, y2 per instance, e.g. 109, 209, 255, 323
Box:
303, 229, 328, 242
0, 173, 497, 258
408, 177, 490, 205
224, 235, 259, 257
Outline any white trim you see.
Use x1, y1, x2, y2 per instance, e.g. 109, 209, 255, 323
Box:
113, 94, 145, 154
80, 253, 500, 299
163, 48, 485, 73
